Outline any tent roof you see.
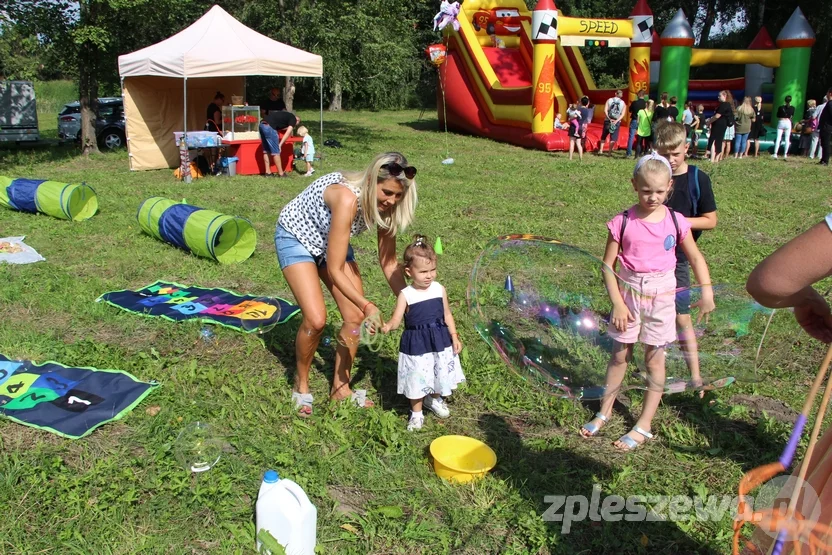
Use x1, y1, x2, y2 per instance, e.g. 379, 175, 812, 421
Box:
118, 5, 322, 79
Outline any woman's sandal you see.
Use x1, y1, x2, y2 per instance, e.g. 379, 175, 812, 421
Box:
580, 412, 609, 438
292, 391, 314, 417
615, 426, 654, 451
350, 389, 375, 409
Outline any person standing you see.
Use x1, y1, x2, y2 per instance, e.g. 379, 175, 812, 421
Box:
706, 90, 732, 163
626, 90, 647, 158
597, 90, 626, 155
772, 95, 795, 159
746, 96, 766, 158
275, 153, 418, 415
262, 87, 286, 115
818, 87, 832, 167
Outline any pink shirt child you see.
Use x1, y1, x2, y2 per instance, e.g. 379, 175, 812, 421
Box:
606, 206, 691, 274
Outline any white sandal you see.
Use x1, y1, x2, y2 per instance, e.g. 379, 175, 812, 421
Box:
615, 426, 654, 451
580, 412, 609, 437
292, 391, 313, 417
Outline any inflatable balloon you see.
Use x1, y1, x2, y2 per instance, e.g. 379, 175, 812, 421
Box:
468, 235, 793, 400
433, 0, 460, 32
426, 44, 447, 67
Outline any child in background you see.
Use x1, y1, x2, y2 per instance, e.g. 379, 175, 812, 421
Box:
567, 103, 583, 160
580, 153, 715, 450
554, 113, 566, 130
655, 123, 718, 397
381, 236, 465, 431
297, 126, 316, 177
635, 99, 655, 156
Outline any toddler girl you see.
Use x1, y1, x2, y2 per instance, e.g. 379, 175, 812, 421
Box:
381, 236, 465, 430
580, 153, 715, 451
297, 126, 316, 176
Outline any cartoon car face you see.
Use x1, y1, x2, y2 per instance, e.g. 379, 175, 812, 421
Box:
472, 8, 529, 36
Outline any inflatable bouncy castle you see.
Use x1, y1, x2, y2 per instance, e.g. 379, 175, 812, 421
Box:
437, 0, 815, 152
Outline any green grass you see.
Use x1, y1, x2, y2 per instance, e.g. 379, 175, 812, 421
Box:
1, 108, 831, 554
33, 80, 77, 139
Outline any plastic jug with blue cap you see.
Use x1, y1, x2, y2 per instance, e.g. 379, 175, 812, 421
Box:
255, 470, 317, 555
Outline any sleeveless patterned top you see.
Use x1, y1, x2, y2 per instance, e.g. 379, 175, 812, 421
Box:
278, 172, 368, 259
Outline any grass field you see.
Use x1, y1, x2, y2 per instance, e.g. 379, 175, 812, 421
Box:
1, 107, 831, 554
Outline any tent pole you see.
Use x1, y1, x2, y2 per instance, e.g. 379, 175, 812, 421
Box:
183, 77, 188, 134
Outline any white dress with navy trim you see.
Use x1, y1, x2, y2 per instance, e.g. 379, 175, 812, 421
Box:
397, 282, 465, 399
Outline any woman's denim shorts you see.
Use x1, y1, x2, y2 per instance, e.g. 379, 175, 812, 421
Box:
275, 224, 354, 270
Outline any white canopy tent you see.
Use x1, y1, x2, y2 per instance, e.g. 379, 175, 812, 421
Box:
118, 5, 323, 171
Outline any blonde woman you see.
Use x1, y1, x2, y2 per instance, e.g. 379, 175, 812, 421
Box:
746, 96, 765, 157
275, 153, 418, 415
733, 97, 756, 158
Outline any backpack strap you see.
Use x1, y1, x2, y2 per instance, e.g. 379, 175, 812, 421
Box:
668, 207, 683, 247
688, 165, 700, 217
619, 209, 628, 252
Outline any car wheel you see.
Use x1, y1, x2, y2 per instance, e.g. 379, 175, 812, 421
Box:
473, 22, 481, 31
486, 23, 495, 35
100, 130, 125, 150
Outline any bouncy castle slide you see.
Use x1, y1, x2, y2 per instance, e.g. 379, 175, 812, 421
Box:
438, 0, 645, 151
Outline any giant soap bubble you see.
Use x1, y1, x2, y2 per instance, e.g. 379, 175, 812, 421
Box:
468, 235, 790, 400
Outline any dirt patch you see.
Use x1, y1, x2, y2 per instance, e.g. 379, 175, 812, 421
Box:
729, 394, 799, 424
327, 485, 372, 517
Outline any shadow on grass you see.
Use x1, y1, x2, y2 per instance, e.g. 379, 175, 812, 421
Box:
263, 320, 403, 411
0, 141, 80, 171
663, 393, 788, 472
476, 413, 722, 554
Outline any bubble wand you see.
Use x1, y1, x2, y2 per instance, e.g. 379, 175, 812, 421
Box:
733, 342, 832, 555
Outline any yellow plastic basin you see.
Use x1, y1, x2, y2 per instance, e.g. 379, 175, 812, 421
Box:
429, 435, 497, 483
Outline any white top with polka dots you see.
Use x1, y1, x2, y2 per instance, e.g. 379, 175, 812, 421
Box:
278, 172, 368, 259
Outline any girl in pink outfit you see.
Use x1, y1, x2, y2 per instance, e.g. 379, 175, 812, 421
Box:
580, 153, 716, 451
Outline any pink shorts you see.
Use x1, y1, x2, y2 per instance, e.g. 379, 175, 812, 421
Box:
607, 266, 677, 347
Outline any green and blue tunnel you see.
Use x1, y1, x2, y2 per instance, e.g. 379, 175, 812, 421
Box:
137, 197, 256, 264
0, 176, 98, 221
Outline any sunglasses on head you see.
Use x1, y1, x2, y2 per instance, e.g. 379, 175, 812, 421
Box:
381, 162, 417, 179
381, 162, 416, 179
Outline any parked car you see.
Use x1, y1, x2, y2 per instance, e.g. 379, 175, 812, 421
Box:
0, 80, 39, 143
58, 97, 126, 149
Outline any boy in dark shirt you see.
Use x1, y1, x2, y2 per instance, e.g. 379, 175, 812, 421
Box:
653, 92, 669, 125
655, 122, 718, 396
667, 96, 679, 122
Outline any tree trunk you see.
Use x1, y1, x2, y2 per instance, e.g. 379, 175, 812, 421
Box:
78, 0, 100, 156
329, 80, 342, 112
284, 76, 295, 112
698, 0, 718, 47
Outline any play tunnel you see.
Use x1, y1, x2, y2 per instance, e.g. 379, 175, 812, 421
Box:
136, 197, 256, 264
0, 176, 98, 221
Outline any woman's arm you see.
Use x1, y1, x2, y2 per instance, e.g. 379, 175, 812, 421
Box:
441, 285, 462, 354
602, 232, 632, 331
381, 292, 407, 333
746, 221, 832, 342
323, 186, 375, 315
377, 227, 407, 297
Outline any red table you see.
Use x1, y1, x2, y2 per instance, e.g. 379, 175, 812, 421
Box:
224, 134, 302, 175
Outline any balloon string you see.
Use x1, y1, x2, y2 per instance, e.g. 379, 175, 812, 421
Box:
440, 34, 451, 161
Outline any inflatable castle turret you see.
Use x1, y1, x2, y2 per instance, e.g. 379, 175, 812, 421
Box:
744, 27, 775, 100
627, 0, 653, 120
657, 9, 695, 111
531, 0, 559, 137
773, 8, 815, 114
